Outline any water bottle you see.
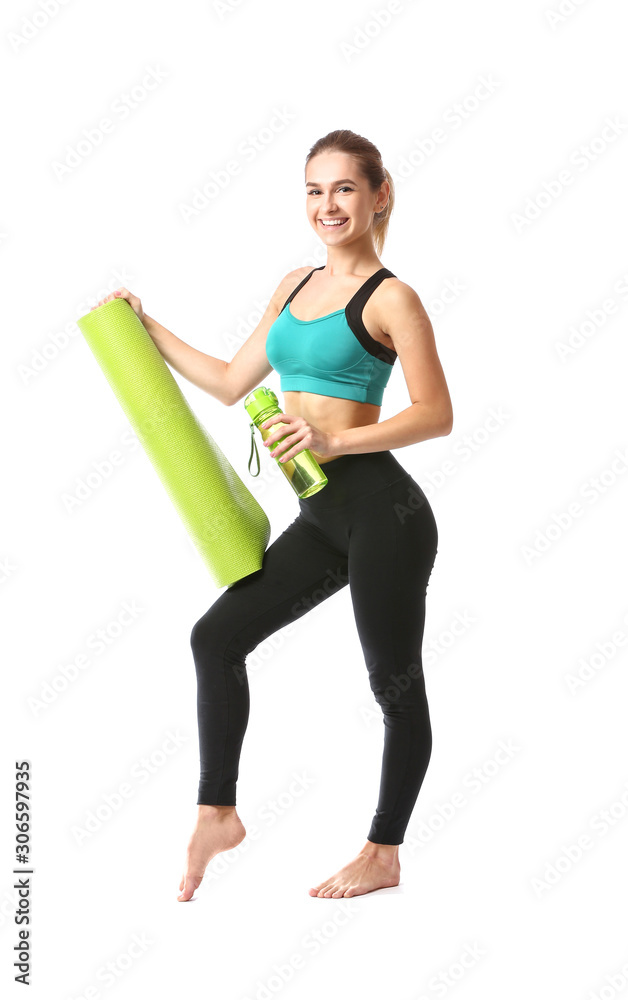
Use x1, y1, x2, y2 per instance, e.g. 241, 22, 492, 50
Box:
244, 387, 328, 498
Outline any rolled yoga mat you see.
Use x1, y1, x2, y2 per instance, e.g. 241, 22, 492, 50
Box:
77, 296, 270, 588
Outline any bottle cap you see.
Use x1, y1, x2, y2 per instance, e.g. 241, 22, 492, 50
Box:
243, 386, 278, 424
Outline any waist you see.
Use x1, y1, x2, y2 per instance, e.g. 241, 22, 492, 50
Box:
300, 450, 411, 509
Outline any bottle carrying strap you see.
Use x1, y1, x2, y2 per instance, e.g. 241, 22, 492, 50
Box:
248, 422, 261, 477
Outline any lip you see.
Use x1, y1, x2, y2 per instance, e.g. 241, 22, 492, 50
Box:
319, 218, 349, 229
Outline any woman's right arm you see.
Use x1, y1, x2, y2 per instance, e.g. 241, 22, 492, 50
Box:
95, 270, 309, 407
142, 312, 239, 405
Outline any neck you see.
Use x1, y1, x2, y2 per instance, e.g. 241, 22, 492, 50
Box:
323, 238, 382, 277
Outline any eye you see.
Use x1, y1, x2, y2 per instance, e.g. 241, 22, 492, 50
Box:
307, 187, 354, 195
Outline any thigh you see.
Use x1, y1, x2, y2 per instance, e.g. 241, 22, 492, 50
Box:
347, 477, 438, 682
191, 513, 350, 659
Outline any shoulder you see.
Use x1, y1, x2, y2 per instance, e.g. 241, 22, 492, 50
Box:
270, 266, 314, 312
375, 275, 433, 339
379, 275, 428, 313
378, 275, 431, 318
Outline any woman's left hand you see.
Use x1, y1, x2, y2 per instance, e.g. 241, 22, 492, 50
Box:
260, 413, 338, 464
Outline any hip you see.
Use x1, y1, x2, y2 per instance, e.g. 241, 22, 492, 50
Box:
300, 450, 428, 512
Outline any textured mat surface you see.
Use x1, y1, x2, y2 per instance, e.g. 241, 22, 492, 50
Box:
77, 297, 270, 588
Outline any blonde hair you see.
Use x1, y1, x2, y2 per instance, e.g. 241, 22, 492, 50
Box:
305, 129, 394, 258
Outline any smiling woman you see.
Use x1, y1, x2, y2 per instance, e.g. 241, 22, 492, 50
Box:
256, 136, 452, 468
92, 128, 453, 903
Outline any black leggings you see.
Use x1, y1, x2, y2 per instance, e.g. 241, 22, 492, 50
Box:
189, 450, 438, 845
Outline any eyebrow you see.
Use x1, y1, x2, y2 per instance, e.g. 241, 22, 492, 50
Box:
305, 178, 357, 186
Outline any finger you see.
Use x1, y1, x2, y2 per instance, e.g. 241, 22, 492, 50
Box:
268, 439, 284, 455
113, 287, 135, 306
271, 430, 306, 459
268, 429, 293, 447
265, 426, 291, 446
277, 445, 302, 463
93, 293, 112, 310
268, 436, 287, 456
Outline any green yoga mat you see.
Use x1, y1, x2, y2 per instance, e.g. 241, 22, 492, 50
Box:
77, 297, 270, 588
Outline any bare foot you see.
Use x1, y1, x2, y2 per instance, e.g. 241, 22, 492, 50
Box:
178, 805, 246, 901
309, 841, 400, 898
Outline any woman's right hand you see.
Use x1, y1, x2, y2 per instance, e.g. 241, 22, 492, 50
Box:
91, 287, 145, 323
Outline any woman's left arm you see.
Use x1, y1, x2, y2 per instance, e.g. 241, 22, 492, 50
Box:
331, 281, 453, 455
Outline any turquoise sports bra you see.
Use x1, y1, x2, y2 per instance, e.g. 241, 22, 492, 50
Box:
265, 265, 398, 406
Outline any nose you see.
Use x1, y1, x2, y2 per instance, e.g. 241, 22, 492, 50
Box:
320, 191, 338, 214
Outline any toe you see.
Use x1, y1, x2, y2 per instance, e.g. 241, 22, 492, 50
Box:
311, 880, 331, 896
177, 875, 202, 901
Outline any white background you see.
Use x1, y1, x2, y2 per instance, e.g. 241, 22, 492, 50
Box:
2, 0, 628, 997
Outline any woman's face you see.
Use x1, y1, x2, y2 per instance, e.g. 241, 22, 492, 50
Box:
305, 150, 387, 248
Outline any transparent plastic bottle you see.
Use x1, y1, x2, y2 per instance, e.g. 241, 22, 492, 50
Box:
244, 387, 328, 498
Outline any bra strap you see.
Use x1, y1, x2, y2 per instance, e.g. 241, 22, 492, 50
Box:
345, 268, 398, 365
279, 266, 325, 314
349, 267, 396, 313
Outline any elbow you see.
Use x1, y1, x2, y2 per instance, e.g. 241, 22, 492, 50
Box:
224, 383, 245, 407
207, 387, 237, 407
413, 399, 453, 438
436, 405, 454, 437
221, 366, 241, 407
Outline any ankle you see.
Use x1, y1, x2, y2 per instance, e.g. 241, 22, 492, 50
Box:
197, 804, 237, 819
361, 840, 399, 862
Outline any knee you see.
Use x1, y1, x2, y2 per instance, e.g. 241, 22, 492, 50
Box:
371, 668, 430, 720
189, 608, 249, 685
189, 615, 203, 654
190, 611, 252, 690
190, 608, 225, 659
370, 667, 407, 703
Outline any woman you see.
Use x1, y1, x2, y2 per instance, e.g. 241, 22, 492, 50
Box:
93, 129, 453, 901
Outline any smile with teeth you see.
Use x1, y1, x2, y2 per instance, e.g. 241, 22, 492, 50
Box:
320, 218, 348, 227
